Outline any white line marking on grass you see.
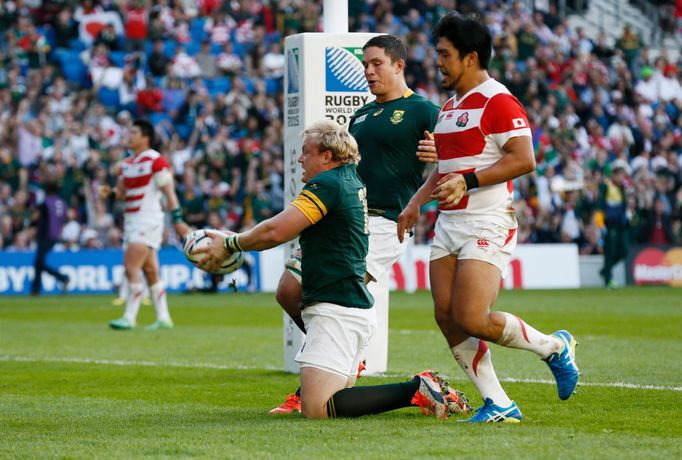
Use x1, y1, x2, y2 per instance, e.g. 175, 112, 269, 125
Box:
499, 377, 682, 392
0, 355, 280, 372
2, 355, 681, 392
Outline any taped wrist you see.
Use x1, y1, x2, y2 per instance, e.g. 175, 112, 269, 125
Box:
463, 172, 479, 191
223, 235, 242, 254
170, 207, 183, 224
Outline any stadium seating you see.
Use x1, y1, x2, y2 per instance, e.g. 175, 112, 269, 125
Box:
109, 51, 127, 68
59, 51, 89, 85
190, 17, 207, 43
208, 77, 232, 97
98, 86, 120, 110
265, 78, 281, 96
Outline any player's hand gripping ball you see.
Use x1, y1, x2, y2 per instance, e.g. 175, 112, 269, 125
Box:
183, 229, 244, 274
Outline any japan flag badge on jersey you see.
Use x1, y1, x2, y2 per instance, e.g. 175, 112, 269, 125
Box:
512, 118, 527, 128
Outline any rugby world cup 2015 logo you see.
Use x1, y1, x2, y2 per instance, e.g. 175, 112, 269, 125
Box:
287, 47, 300, 94
326, 47, 368, 92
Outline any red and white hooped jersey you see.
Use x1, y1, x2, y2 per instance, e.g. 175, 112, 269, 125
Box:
119, 149, 171, 224
434, 78, 531, 219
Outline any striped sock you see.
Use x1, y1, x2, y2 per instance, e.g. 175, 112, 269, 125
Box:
123, 282, 143, 323
496, 312, 563, 359
451, 337, 511, 406
150, 281, 171, 322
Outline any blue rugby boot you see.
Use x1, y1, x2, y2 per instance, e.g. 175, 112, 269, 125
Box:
463, 398, 522, 423
544, 330, 579, 400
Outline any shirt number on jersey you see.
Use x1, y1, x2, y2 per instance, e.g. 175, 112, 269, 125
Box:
358, 187, 369, 234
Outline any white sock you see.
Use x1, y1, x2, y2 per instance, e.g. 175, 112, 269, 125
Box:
451, 337, 512, 406
141, 278, 149, 300
496, 312, 563, 359
123, 282, 143, 323
150, 281, 171, 322
118, 277, 128, 300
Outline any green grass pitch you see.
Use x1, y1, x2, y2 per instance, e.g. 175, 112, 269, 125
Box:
1, 288, 681, 459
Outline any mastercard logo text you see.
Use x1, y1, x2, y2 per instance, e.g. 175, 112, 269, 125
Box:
632, 247, 682, 286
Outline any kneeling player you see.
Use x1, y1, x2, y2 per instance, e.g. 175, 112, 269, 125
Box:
194, 120, 469, 418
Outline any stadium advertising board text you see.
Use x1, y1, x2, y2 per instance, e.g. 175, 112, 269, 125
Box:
628, 245, 682, 286
0, 248, 257, 295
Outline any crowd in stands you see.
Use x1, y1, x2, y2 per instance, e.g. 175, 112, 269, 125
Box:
1, 0, 681, 264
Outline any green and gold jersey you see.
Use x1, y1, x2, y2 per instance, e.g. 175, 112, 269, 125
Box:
350, 90, 440, 222
290, 163, 373, 309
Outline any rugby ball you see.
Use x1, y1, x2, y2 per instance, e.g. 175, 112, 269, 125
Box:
183, 229, 244, 274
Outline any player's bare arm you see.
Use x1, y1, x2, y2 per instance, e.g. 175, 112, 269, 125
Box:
195, 206, 312, 273
397, 167, 441, 243
114, 176, 125, 200
431, 136, 536, 207
159, 181, 190, 239
416, 131, 437, 163
471, 135, 535, 187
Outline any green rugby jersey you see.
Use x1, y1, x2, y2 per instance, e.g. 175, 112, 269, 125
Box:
290, 163, 373, 310
350, 90, 440, 222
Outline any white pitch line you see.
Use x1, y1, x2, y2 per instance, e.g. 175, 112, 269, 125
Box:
498, 377, 682, 392
0, 355, 280, 372
2, 355, 681, 392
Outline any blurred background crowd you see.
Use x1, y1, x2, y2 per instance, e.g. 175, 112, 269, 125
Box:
1, 0, 681, 261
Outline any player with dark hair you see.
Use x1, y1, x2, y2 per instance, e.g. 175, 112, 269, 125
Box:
270, 34, 441, 414
398, 12, 579, 423
109, 119, 189, 330
195, 120, 469, 419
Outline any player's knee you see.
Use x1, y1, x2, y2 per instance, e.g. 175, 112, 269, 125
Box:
454, 313, 489, 338
433, 307, 449, 329
142, 266, 157, 282
300, 400, 327, 419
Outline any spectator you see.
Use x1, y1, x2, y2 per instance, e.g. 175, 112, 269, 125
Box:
94, 23, 121, 51
638, 196, 676, 244
216, 42, 243, 76
262, 42, 285, 79
51, 9, 78, 49
616, 24, 644, 73
171, 45, 201, 79
16, 24, 51, 70
196, 40, 217, 79
147, 39, 170, 77
123, 0, 149, 53
634, 66, 658, 103
204, 10, 236, 45
580, 223, 604, 255
136, 76, 163, 114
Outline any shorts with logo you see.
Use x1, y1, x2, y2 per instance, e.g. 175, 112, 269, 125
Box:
123, 218, 164, 250
296, 302, 376, 379
430, 213, 518, 278
285, 216, 406, 284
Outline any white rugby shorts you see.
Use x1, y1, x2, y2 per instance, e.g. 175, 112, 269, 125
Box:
296, 302, 376, 379
123, 218, 164, 250
430, 213, 518, 278
365, 216, 407, 281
